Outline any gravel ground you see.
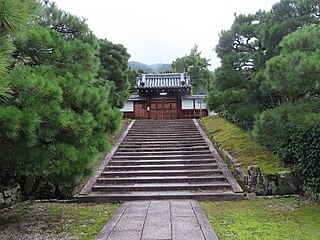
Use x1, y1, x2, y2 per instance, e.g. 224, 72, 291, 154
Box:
0, 202, 75, 240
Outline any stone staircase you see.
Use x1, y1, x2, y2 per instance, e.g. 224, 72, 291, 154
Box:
76, 119, 244, 202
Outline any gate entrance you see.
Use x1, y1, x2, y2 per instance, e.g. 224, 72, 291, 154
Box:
150, 97, 178, 120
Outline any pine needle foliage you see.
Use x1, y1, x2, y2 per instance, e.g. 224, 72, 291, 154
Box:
0, 1, 130, 198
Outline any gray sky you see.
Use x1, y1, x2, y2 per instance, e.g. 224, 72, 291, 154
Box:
52, 0, 279, 69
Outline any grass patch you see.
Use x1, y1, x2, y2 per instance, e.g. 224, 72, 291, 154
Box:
0, 202, 119, 239
48, 202, 119, 239
201, 115, 286, 174
201, 198, 320, 240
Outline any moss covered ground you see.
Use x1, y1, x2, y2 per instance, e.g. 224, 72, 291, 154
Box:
201, 115, 286, 174
201, 197, 320, 240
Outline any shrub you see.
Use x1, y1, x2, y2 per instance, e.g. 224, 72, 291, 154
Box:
253, 99, 320, 189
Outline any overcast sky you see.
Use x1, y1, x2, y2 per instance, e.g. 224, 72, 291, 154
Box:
52, 0, 280, 69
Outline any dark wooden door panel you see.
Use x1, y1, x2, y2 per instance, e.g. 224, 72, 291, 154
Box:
150, 97, 178, 120
135, 102, 147, 119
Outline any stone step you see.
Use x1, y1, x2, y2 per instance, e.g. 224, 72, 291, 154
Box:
76, 119, 244, 202
133, 123, 196, 126
101, 169, 223, 177
105, 163, 218, 171
119, 143, 208, 148
121, 139, 205, 146
92, 183, 232, 192
127, 132, 201, 136
96, 175, 228, 184
111, 154, 214, 160
128, 130, 200, 134
117, 145, 209, 152
113, 150, 212, 156
133, 121, 195, 125
124, 135, 203, 139
130, 128, 198, 132
109, 159, 216, 166
77, 191, 245, 202
125, 135, 202, 139
132, 125, 197, 128
123, 138, 205, 142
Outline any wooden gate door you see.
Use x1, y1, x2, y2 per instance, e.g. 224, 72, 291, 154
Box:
135, 102, 148, 119
150, 97, 178, 120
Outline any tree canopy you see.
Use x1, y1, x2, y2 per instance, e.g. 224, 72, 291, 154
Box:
207, 0, 320, 189
207, 0, 320, 129
98, 39, 131, 108
0, 0, 38, 100
172, 45, 213, 94
0, 0, 131, 198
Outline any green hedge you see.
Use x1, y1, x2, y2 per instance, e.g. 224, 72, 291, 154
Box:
253, 99, 320, 189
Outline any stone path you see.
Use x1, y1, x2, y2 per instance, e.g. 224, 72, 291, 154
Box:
96, 200, 218, 240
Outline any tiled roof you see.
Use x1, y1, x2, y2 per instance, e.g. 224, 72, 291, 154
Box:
127, 95, 146, 101
136, 73, 191, 89
181, 95, 206, 100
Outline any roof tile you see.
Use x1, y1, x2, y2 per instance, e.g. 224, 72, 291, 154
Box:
136, 73, 191, 89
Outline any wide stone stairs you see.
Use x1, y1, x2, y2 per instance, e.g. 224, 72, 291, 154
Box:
77, 120, 244, 202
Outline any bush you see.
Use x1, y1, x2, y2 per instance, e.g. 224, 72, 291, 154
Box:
0, 66, 122, 197
253, 99, 320, 189
206, 90, 263, 130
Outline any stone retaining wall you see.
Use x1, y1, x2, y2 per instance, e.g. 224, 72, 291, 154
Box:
198, 119, 303, 197
199, 121, 300, 196
0, 184, 21, 209
218, 147, 300, 196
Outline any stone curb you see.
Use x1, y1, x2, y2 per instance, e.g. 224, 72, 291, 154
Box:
95, 202, 131, 240
191, 200, 219, 240
78, 120, 135, 196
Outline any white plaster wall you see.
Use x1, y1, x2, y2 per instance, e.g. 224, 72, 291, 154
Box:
182, 99, 194, 109
195, 99, 207, 109
120, 101, 134, 112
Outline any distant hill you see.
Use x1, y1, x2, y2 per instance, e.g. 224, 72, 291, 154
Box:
129, 61, 171, 73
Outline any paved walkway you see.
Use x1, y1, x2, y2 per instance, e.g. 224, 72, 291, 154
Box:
96, 200, 218, 240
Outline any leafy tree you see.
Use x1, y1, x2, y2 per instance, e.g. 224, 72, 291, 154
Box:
0, 0, 37, 100
262, 24, 320, 102
207, 0, 319, 129
252, 99, 320, 189
126, 67, 140, 93
207, 0, 320, 188
211, 1, 320, 188
0, 1, 124, 198
172, 44, 213, 94
98, 39, 131, 108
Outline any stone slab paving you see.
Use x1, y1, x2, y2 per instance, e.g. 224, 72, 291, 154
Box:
96, 200, 218, 240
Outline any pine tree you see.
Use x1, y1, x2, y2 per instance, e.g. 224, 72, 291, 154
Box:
0, 0, 37, 100
0, 1, 126, 198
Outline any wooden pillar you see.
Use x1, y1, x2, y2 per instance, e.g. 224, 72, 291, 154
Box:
146, 96, 150, 119
133, 101, 136, 119
193, 99, 196, 119
177, 96, 181, 119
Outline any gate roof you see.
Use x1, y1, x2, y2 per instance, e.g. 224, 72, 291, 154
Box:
136, 73, 191, 90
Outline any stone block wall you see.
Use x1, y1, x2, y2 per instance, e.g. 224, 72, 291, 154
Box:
246, 165, 299, 195
217, 145, 300, 196
0, 184, 21, 209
